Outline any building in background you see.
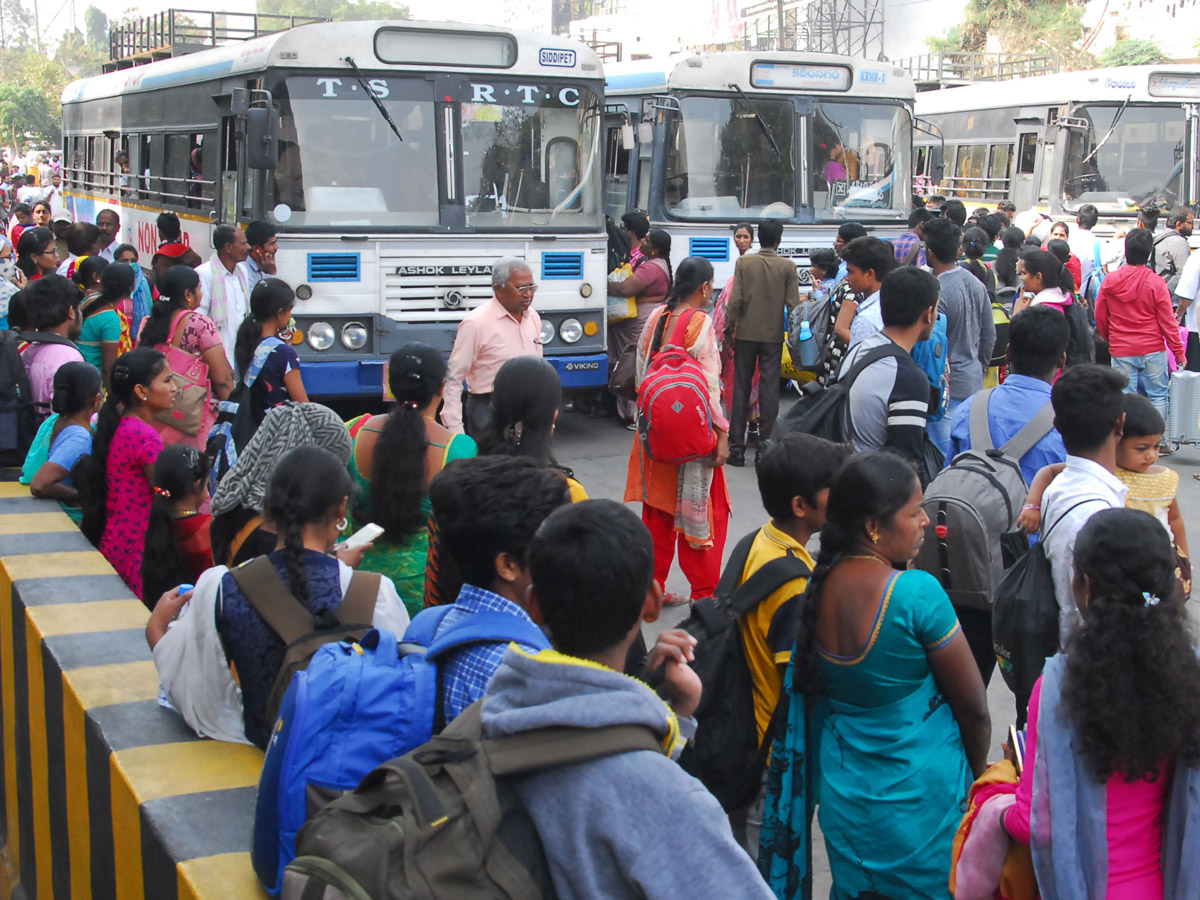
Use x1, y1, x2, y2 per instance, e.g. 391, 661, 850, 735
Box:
1082, 0, 1200, 62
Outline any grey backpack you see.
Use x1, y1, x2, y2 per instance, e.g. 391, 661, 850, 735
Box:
914, 390, 1056, 610
282, 700, 662, 900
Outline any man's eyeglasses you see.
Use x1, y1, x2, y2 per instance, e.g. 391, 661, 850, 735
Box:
511, 283, 538, 295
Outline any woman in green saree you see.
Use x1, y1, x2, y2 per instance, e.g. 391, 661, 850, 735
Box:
759, 451, 990, 900
345, 344, 476, 616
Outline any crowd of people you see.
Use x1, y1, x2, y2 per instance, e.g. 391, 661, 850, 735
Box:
5, 184, 1200, 900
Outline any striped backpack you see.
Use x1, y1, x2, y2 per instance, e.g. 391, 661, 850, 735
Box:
636, 308, 717, 464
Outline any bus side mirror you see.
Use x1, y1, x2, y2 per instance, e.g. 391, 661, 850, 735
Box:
246, 108, 279, 170
930, 146, 945, 182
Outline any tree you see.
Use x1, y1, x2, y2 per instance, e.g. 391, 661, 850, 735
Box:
0, 83, 59, 144
927, 0, 1095, 70
258, 0, 412, 21
84, 6, 109, 50
1098, 38, 1166, 67
0, 0, 36, 50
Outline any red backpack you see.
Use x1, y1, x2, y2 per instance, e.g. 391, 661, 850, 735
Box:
636, 308, 717, 464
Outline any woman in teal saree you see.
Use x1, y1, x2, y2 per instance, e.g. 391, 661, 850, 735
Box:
759, 451, 991, 900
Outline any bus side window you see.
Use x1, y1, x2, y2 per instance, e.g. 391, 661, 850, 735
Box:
1037, 140, 1055, 203
547, 136, 579, 209
1017, 134, 1038, 175
987, 144, 1012, 202
86, 136, 98, 194
604, 125, 631, 218
139, 135, 152, 200
164, 133, 191, 207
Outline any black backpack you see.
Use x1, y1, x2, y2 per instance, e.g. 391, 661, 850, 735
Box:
1063, 299, 1096, 367
645, 529, 811, 811
915, 392, 1055, 611
0, 329, 35, 466
773, 343, 905, 443
992, 498, 1097, 715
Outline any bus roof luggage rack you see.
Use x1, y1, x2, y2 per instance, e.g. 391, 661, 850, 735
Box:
897, 51, 1061, 91
104, 9, 329, 72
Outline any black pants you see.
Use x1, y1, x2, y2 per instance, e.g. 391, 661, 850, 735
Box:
953, 604, 996, 688
464, 391, 492, 439
730, 339, 782, 453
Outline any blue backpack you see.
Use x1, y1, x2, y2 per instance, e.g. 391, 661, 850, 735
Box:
251, 606, 551, 897
911, 311, 950, 422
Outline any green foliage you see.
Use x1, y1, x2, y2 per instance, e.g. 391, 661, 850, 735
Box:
1098, 38, 1167, 67
258, 0, 412, 21
0, 83, 59, 144
84, 6, 109, 49
928, 0, 1095, 69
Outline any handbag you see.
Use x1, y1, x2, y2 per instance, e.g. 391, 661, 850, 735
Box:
607, 263, 638, 323
155, 310, 211, 436
609, 343, 638, 401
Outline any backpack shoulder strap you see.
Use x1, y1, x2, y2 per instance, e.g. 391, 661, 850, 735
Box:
968, 388, 997, 452
484, 717, 665, 777
713, 530, 761, 599
842, 342, 904, 388
167, 310, 194, 349
666, 307, 701, 348
725, 552, 812, 619
903, 239, 923, 266
403, 603, 457, 645
999, 400, 1056, 464
424, 611, 550, 661
338, 570, 381, 627
228, 556, 312, 645
1042, 497, 1108, 542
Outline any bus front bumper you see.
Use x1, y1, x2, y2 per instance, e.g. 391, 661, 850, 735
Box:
302, 353, 610, 399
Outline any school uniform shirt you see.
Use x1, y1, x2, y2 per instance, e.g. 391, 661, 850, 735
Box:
848, 289, 882, 348
1041, 457, 1127, 643
441, 297, 542, 432
839, 332, 929, 468
736, 523, 814, 744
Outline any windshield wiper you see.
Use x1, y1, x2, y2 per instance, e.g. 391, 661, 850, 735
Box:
728, 83, 781, 160
1082, 95, 1130, 166
343, 55, 403, 143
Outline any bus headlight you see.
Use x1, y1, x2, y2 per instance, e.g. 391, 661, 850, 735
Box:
559, 318, 583, 344
540, 320, 556, 345
341, 322, 368, 350
308, 322, 335, 351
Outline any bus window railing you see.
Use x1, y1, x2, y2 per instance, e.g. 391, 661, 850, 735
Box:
67, 166, 216, 205
938, 172, 1012, 201
895, 52, 1061, 86
107, 9, 328, 67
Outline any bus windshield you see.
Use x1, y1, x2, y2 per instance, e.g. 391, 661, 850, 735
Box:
461, 81, 602, 228
274, 76, 440, 228
1062, 103, 1185, 213
813, 100, 910, 221
664, 95, 797, 220
272, 76, 602, 230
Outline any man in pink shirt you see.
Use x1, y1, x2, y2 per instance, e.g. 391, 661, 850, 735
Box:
442, 257, 543, 435
19, 275, 84, 422
1095, 228, 1185, 434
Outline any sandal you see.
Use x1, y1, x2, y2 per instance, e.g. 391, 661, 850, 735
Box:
663, 592, 691, 606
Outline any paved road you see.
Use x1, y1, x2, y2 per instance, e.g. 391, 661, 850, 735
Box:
552, 400, 1200, 892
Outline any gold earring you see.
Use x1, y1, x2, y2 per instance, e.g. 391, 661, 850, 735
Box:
870, 531, 879, 544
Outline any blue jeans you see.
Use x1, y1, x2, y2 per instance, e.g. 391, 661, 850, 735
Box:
1111, 351, 1169, 421
928, 397, 963, 464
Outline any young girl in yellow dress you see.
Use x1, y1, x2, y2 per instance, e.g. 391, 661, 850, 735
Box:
1021, 393, 1190, 599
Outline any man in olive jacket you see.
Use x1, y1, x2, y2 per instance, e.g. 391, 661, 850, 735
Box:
722, 219, 800, 466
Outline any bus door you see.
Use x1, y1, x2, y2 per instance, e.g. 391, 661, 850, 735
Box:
1013, 131, 1039, 210
604, 104, 636, 218
218, 114, 242, 225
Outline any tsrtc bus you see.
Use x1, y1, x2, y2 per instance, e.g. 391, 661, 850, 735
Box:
61, 20, 609, 398
604, 52, 918, 282
914, 66, 1200, 231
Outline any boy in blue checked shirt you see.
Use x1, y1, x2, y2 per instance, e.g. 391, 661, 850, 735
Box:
421, 455, 571, 721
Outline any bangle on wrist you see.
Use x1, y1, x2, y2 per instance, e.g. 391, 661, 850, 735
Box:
1021, 504, 1040, 511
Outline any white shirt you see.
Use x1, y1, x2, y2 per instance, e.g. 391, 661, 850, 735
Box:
15, 185, 41, 206
848, 289, 882, 349
1040, 456, 1128, 643
96, 242, 116, 263
1178, 249, 1200, 333
1069, 228, 1098, 282
152, 562, 410, 744
195, 258, 250, 367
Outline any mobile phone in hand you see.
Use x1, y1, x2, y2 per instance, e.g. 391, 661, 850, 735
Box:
337, 523, 384, 551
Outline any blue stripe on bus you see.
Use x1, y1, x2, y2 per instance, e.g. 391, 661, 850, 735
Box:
137, 59, 236, 90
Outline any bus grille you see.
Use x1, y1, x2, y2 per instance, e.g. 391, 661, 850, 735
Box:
380, 250, 497, 320
689, 237, 730, 262
307, 253, 361, 282
541, 252, 584, 279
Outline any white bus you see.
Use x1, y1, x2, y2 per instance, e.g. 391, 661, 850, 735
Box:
61, 20, 608, 398
604, 52, 918, 282
914, 65, 1200, 230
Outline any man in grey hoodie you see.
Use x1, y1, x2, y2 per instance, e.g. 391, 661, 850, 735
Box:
480, 500, 775, 900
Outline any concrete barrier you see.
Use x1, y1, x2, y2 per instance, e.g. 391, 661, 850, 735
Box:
0, 484, 267, 900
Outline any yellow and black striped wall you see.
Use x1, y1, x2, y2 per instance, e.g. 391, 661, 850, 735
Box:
0, 484, 267, 900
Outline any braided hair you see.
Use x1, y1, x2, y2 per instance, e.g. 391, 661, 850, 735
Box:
369, 343, 446, 538
76, 348, 167, 546
140, 265, 199, 347
478, 356, 562, 468
142, 445, 210, 607
791, 451, 919, 697
1064, 508, 1200, 781
261, 445, 352, 608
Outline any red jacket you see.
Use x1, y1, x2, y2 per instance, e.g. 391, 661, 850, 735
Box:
1094, 265, 1184, 360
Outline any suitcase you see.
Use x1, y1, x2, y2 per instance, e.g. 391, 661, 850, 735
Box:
1168, 370, 1200, 444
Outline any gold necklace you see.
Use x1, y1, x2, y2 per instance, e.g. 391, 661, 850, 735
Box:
844, 552, 891, 566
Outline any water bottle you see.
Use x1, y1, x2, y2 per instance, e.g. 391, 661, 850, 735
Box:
797, 319, 818, 367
